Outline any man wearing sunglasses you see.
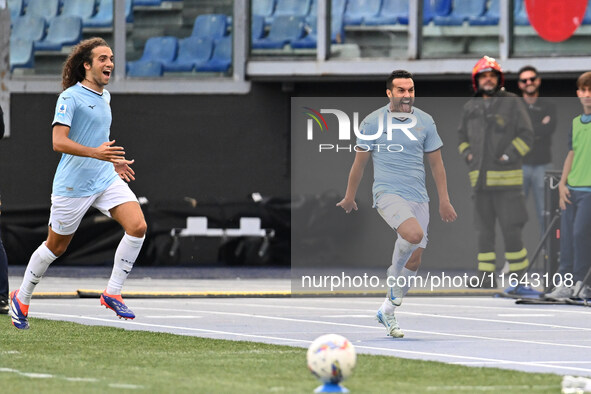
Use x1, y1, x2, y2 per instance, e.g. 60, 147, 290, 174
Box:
517, 66, 557, 237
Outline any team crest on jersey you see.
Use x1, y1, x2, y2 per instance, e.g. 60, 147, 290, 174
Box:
58, 104, 67, 114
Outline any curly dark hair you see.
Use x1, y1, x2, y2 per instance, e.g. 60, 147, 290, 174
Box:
62, 37, 110, 91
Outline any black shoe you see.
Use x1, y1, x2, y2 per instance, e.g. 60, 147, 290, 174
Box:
0, 295, 8, 315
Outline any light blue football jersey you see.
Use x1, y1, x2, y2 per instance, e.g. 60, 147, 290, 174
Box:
357, 103, 443, 204
52, 82, 118, 197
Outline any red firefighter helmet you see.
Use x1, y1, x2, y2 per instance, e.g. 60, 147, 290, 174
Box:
471, 56, 504, 92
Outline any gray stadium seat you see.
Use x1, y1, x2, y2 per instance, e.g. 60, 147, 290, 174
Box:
34, 16, 83, 51
10, 37, 35, 71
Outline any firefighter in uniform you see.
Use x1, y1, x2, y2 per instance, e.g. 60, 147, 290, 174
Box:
458, 56, 534, 288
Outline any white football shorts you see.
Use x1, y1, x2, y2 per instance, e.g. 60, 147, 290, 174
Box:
49, 177, 138, 235
375, 192, 429, 248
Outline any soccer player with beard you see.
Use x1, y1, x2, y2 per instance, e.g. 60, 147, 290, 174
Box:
457, 56, 533, 289
337, 70, 457, 338
9, 38, 147, 329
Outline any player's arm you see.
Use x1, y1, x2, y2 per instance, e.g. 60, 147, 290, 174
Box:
426, 149, 457, 223
558, 150, 574, 210
336, 150, 371, 213
52, 124, 126, 163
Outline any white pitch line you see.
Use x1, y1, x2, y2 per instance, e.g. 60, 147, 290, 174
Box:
497, 313, 554, 317
29, 311, 591, 375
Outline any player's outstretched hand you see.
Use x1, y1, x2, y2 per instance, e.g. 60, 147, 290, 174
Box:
94, 140, 125, 162
114, 159, 136, 182
440, 201, 457, 223
336, 198, 358, 214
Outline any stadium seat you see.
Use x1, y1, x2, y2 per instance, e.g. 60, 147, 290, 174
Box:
252, 15, 306, 49
133, 0, 161, 6
398, 0, 451, 24
344, 0, 382, 25
11, 15, 46, 42
85, 0, 134, 27
291, 13, 345, 48
9, 38, 34, 71
163, 37, 213, 72
251, 14, 266, 41
365, 0, 408, 25
191, 14, 228, 39
252, 0, 276, 25
469, 0, 499, 25
306, 0, 347, 25
34, 16, 83, 51
25, 0, 60, 22
433, 0, 486, 26
8, 0, 24, 21
514, 0, 529, 25
196, 36, 232, 72
127, 60, 163, 77
61, 0, 97, 25
128, 36, 178, 73
583, 0, 591, 24
273, 0, 311, 19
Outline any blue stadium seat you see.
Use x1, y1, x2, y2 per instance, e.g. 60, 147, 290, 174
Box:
365, 0, 408, 25
196, 36, 232, 72
130, 36, 178, 66
8, 0, 24, 21
10, 38, 35, 71
127, 60, 163, 77
273, 0, 311, 19
398, 0, 451, 24
133, 0, 161, 6
291, 13, 345, 48
25, 0, 60, 22
583, 0, 591, 24
61, 0, 97, 25
433, 0, 486, 26
252, 14, 266, 40
163, 37, 213, 72
514, 0, 529, 25
34, 16, 83, 51
306, 0, 347, 25
85, 0, 134, 27
469, 0, 499, 25
252, 0, 276, 25
344, 0, 382, 25
191, 14, 228, 39
252, 15, 306, 49
11, 15, 46, 42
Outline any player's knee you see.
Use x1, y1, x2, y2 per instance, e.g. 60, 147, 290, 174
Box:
128, 220, 147, 238
404, 230, 423, 245
47, 242, 68, 257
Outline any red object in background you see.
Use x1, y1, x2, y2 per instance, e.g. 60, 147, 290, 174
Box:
556, 229, 560, 239
525, 0, 588, 42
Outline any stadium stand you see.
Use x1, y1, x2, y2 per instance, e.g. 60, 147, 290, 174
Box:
196, 36, 232, 72
25, 0, 60, 22
398, 0, 451, 24
514, 0, 530, 26
252, 0, 276, 25
61, 0, 97, 26
343, 0, 382, 25
272, 0, 311, 20
133, 0, 162, 6
9, 37, 35, 71
84, 0, 134, 28
127, 36, 178, 71
364, 0, 408, 26
306, 0, 347, 25
290, 13, 345, 48
8, 0, 24, 21
127, 60, 164, 76
468, 0, 499, 26
252, 15, 306, 49
191, 14, 228, 39
251, 14, 266, 40
163, 36, 213, 72
584, 0, 591, 24
433, 0, 486, 26
34, 16, 83, 51
11, 15, 46, 43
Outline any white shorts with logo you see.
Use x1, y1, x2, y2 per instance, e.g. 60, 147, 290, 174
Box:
376, 192, 429, 248
49, 177, 138, 235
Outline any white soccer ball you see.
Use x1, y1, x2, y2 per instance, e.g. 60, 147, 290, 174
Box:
307, 334, 356, 384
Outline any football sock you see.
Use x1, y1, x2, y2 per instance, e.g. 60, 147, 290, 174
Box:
19, 242, 58, 305
106, 233, 145, 295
